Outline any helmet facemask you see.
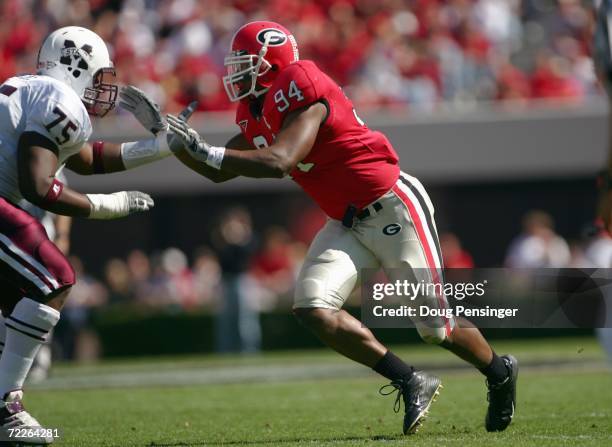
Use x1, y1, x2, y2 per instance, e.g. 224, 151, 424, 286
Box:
223, 37, 272, 102
83, 67, 118, 117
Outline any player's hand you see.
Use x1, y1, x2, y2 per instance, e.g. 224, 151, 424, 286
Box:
126, 191, 155, 214
166, 114, 211, 162
119, 85, 166, 135
86, 191, 154, 219
167, 101, 198, 153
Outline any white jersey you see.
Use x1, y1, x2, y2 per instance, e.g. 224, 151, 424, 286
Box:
0, 74, 91, 204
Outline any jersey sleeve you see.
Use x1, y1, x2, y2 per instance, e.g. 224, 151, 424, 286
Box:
24, 85, 90, 151
263, 62, 324, 131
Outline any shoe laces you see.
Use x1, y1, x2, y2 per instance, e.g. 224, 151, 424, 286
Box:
4, 410, 40, 428
0, 394, 41, 428
379, 381, 404, 413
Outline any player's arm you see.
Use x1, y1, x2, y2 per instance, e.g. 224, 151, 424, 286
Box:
173, 133, 253, 183
167, 102, 326, 178
17, 131, 153, 219
18, 132, 91, 217
66, 90, 197, 176
65, 134, 175, 175
65, 141, 124, 174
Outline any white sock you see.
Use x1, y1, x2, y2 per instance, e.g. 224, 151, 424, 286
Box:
0, 298, 59, 397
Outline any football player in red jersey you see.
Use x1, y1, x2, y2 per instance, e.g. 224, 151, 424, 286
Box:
168, 21, 518, 434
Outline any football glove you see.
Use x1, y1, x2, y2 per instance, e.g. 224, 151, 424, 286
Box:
167, 101, 198, 153
87, 191, 154, 219
119, 85, 166, 135
166, 113, 211, 162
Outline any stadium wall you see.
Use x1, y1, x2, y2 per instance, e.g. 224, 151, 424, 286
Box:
68, 99, 608, 193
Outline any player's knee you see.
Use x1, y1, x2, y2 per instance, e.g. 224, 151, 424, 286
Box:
54, 262, 76, 289
43, 284, 73, 310
38, 239, 76, 287
293, 307, 337, 334
293, 307, 324, 328
294, 273, 347, 310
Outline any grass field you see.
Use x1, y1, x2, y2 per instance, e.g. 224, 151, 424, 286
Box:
20, 337, 612, 447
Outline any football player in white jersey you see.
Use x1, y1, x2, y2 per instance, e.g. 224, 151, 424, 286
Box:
0, 26, 192, 444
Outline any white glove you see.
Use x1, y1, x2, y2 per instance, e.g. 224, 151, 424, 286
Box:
167, 101, 198, 153
86, 191, 154, 219
119, 86, 166, 135
166, 114, 211, 161
166, 114, 226, 169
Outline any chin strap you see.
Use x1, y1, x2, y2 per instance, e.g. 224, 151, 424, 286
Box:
249, 35, 272, 97
251, 86, 270, 98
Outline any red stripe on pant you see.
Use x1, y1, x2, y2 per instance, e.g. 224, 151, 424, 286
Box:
392, 184, 452, 337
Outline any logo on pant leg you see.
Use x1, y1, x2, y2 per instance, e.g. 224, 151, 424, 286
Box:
383, 223, 402, 235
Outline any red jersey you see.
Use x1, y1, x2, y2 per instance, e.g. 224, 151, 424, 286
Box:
235, 60, 400, 220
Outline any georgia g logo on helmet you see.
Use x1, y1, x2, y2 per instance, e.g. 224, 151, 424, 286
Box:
256, 29, 287, 46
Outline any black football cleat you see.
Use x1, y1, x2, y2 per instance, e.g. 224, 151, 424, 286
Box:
485, 354, 519, 432
380, 371, 442, 434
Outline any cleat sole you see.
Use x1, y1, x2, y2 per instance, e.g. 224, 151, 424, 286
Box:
405, 381, 443, 435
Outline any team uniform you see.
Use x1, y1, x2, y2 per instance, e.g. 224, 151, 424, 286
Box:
236, 60, 454, 343
0, 74, 90, 300
0, 26, 170, 444
168, 20, 517, 435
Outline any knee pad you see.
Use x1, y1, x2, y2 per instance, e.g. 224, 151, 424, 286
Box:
294, 277, 347, 311
37, 239, 75, 288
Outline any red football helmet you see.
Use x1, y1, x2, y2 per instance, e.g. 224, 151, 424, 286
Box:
223, 21, 299, 102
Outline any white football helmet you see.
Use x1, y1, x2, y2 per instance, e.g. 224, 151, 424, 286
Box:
36, 26, 117, 117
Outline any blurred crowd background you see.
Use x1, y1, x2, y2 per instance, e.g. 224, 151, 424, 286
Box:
0, 0, 600, 113
53, 204, 609, 362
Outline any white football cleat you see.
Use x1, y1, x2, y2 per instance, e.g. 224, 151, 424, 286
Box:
0, 390, 54, 444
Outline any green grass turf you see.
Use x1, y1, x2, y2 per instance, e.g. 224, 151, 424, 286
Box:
22, 338, 612, 446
